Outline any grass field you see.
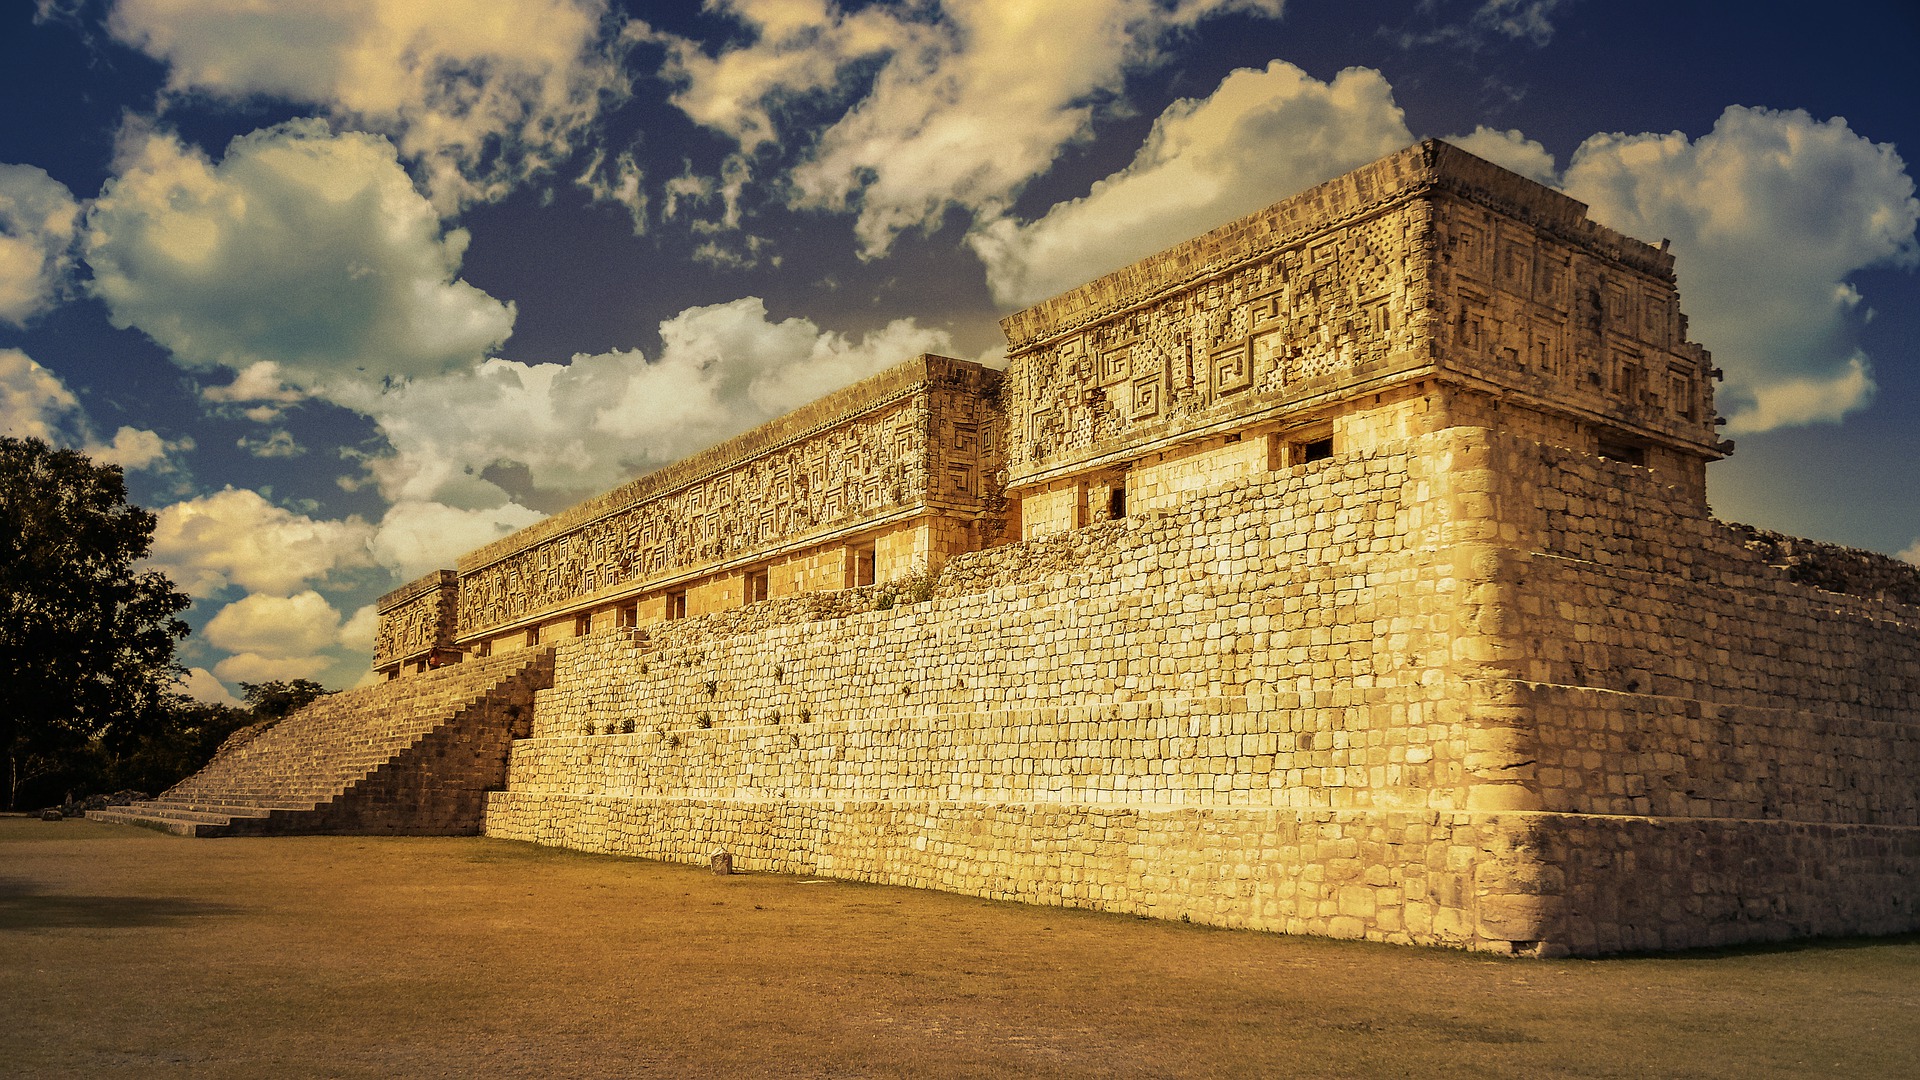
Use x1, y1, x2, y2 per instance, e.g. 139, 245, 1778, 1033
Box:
3, 815, 1916, 1078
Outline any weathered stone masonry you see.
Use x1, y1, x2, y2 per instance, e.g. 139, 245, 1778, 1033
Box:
163, 140, 1919, 955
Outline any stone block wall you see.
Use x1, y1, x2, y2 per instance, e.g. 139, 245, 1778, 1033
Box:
486, 424, 1605, 952
484, 415, 1919, 954
344, 141, 1912, 956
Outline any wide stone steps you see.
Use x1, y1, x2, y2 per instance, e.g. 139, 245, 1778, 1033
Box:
85, 804, 277, 836
90, 648, 554, 836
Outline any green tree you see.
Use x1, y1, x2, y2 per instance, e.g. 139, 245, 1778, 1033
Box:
1, 436, 190, 809
89, 695, 255, 797
239, 679, 334, 721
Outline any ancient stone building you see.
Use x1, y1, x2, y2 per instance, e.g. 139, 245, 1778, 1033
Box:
103, 141, 1919, 957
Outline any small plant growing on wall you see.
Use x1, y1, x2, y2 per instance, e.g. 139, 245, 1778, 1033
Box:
696, 712, 713, 729
774, 663, 785, 682
798, 707, 812, 724
703, 678, 718, 697
873, 566, 940, 611
620, 718, 635, 735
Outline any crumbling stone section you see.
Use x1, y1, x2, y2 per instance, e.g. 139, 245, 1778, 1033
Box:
1725, 524, 1920, 607
88, 649, 554, 837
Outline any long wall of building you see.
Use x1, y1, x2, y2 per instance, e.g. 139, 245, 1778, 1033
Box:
482, 410, 1920, 953
363, 140, 1918, 954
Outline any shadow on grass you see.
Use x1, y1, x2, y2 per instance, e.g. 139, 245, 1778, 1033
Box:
1580, 930, 1920, 962
0, 877, 239, 930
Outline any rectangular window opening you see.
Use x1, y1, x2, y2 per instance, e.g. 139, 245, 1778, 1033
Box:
1597, 438, 1647, 467
1298, 436, 1335, 464
1108, 483, 1127, 520
853, 546, 877, 587
745, 567, 770, 604
573, 613, 591, 637
524, 626, 539, 647
617, 603, 637, 629
667, 591, 687, 621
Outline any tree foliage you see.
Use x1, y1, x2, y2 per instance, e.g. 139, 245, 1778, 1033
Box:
240, 679, 335, 721
1, 436, 191, 808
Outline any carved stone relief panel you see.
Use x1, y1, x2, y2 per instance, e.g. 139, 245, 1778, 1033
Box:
1006, 206, 1422, 481
1435, 202, 1714, 445
458, 400, 941, 636
374, 572, 457, 667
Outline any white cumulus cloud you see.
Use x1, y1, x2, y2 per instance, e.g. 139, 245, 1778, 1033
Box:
0, 164, 80, 326
212, 652, 334, 684
368, 500, 546, 581
146, 487, 377, 597
1444, 125, 1558, 185
1561, 106, 1920, 435
0, 347, 179, 470
203, 590, 345, 659
177, 667, 243, 708
337, 604, 379, 654
969, 61, 1412, 307
107, 0, 631, 211
0, 346, 80, 442
653, 0, 1285, 256
339, 296, 955, 512
92, 425, 173, 471
84, 120, 515, 393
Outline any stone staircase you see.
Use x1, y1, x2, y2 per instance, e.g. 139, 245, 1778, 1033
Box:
89, 648, 554, 837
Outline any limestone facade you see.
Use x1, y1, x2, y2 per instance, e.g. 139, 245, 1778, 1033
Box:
369, 141, 1917, 954
371, 354, 1005, 677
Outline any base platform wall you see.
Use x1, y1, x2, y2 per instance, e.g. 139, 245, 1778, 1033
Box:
483, 794, 1920, 954
482, 424, 1920, 956
486, 796, 1566, 951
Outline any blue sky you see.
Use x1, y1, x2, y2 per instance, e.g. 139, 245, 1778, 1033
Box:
2, 0, 1916, 702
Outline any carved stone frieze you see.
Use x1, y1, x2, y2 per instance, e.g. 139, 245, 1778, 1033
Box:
374, 570, 458, 668
1007, 204, 1424, 485
452, 356, 1003, 638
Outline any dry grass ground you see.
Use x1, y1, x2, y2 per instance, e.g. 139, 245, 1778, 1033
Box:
2, 816, 1916, 1079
